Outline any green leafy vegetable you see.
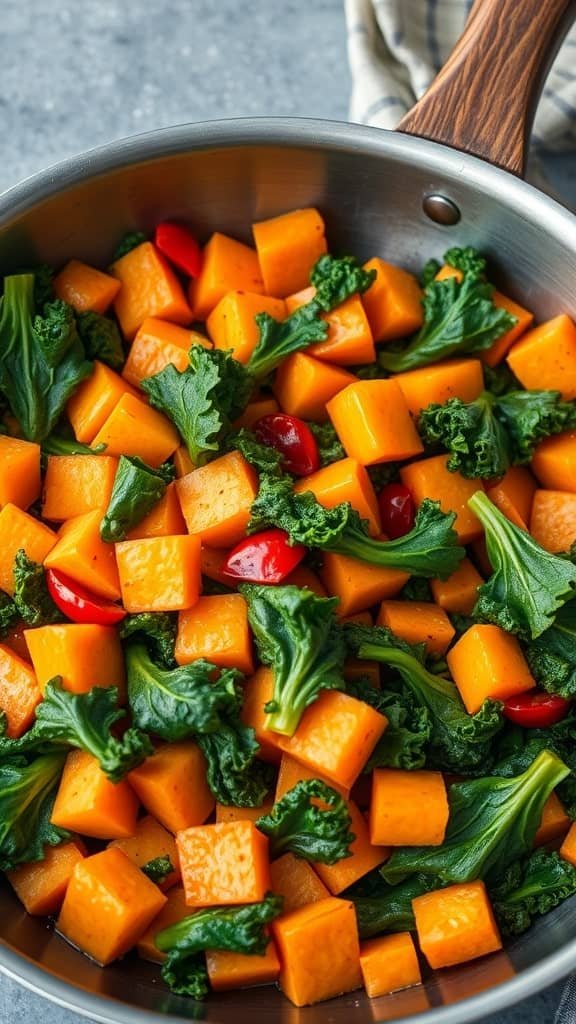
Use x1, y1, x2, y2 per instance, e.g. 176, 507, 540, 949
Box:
142, 345, 253, 466
349, 873, 436, 938
444, 246, 487, 278
0, 593, 18, 638
399, 577, 432, 603
31, 264, 55, 308
42, 435, 106, 457
0, 751, 67, 870
490, 849, 576, 936
227, 428, 284, 476
421, 259, 441, 288
468, 491, 576, 638
0, 274, 91, 442
346, 677, 431, 771
495, 389, 576, 464
33, 300, 81, 367
525, 602, 576, 698
156, 894, 283, 999
142, 855, 174, 884
76, 311, 124, 370
250, 474, 464, 580
382, 750, 568, 885
484, 362, 518, 397
196, 718, 273, 809
100, 455, 168, 542
119, 612, 177, 669
13, 550, 63, 627
256, 779, 354, 863
240, 583, 345, 736
419, 392, 511, 479
307, 421, 346, 466
113, 231, 147, 260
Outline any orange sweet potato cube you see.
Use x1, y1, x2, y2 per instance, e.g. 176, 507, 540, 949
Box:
274, 352, 355, 421
67, 361, 137, 444
320, 550, 408, 617
394, 358, 484, 417
295, 457, 381, 537
240, 667, 282, 764
111, 241, 192, 339
177, 820, 271, 906
25, 623, 125, 696
285, 288, 376, 366
51, 749, 139, 839
44, 509, 121, 601
42, 454, 118, 521
91, 392, 180, 467
272, 896, 362, 1006
377, 600, 455, 657
362, 258, 423, 342
128, 742, 214, 833
401, 455, 483, 544
482, 291, 534, 367
507, 315, 576, 400
8, 841, 86, 916
125, 482, 186, 540
189, 232, 264, 321
532, 432, 576, 493
274, 754, 349, 802
270, 852, 330, 913
327, 380, 423, 465
252, 208, 327, 298
206, 941, 281, 991
485, 465, 537, 530
116, 534, 201, 612
235, 396, 280, 430
173, 445, 195, 478
278, 690, 388, 792
207, 290, 287, 364
413, 880, 502, 969
57, 847, 166, 965
0, 436, 41, 511
0, 643, 41, 738
137, 886, 191, 962
215, 799, 274, 825
315, 800, 389, 894
176, 450, 259, 547
447, 624, 536, 714
0, 504, 57, 595
175, 594, 253, 674
54, 259, 121, 314
530, 489, 576, 553
109, 814, 180, 890
283, 565, 327, 596
535, 792, 570, 847
370, 769, 449, 846
360, 933, 422, 997
560, 822, 576, 867
122, 317, 210, 389
430, 557, 483, 615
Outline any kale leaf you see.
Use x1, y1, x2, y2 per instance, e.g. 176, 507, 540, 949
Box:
142, 855, 175, 885
197, 718, 273, 808
113, 231, 147, 260
0, 593, 18, 638
490, 849, 576, 936
346, 677, 431, 771
495, 389, 576, 464
525, 601, 576, 698
119, 612, 177, 669
0, 751, 68, 871
100, 455, 168, 542
33, 299, 81, 367
307, 421, 346, 467
349, 873, 436, 939
227, 427, 284, 476
13, 550, 64, 626
419, 392, 511, 479
256, 779, 354, 863
76, 311, 124, 370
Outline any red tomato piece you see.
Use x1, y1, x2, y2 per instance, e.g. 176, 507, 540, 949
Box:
503, 692, 571, 728
222, 529, 306, 584
253, 414, 320, 477
155, 221, 203, 278
46, 568, 127, 626
379, 482, 415, 539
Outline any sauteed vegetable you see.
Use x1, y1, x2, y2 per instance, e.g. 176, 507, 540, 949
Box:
1, 209, 576, 1006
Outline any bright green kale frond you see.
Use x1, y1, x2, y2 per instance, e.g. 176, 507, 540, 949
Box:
444, 246, 487, 278
42, 435, 107, 456
421, 259, 441, 287
256, 779, 354, 863
76, 311, 124, 370
13, 550, 63, 627
100, 455, 168, 542
490, 849, 576, 936
349, 873, 437, 939
119, 612, 177, 669
0, 593, 18, 638
419, 393, 511, 479
495, 389, 576, 464
142, 855, 174, 884
240, 583, 346, 737
34, 299, 81, 367
346, 677, 431, 771
310, 254, 376, 311
196, 719, 273, 808
0, 751, 68, 871
525, 602, 576, 698
227, 428, 284, 476
307, 421, 346, 467
468, 491, 576, 639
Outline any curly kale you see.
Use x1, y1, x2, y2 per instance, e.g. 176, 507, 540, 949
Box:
307, 421, 346, 467
100, 455, 168, 542
490, 849, 576, 936
13, 550, 63, 627
525, 602, 576, 698
419, 392, 511, 479
119, 612, 177, 668
256, 779, 354, 863
0, 752, 68, 871
76, 311, 124, 370
346, 677, 431, 771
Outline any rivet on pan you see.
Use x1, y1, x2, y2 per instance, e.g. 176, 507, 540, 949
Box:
422, 194, 461, 225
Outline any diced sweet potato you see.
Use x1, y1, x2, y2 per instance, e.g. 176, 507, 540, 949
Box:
535, 792, 570, 847
126, 482, 186, 540
111, 241, 192, 339
0, 643, 41, 738
370, 769, 449, 846
25, 623, 125, 696
485, 465, 536, 530
44, 509, 121, 601
532, 432, 576, 493
0, 504, 57, 595
447, 624, 536, 714
295, 457, 381, 537
507, 314, 576, 400
42, 454, 118, 522
274, 754, 349, 802
413, 880, 502, 969
321, 550, 408, 616
109, 814, 180, 890
91, 393, 180, 467
270, 852, 330, 913
176, 451, 259, 548
177, 820, 271, 906
530, 489, 576, 553
285, 288, 375, 366
54, 259, 121, 314
206, 941, 281, 991
377, 600, 455, 657
253, 208, 327, 297
315, 800, 389, 894
189, 233, 264, 321
207, 291, 287, 364
401, 455, 483, 544
362, 259, 423, 342
0, 436, 41, 511
360, 932, 422, 998
51, 750, 139, 839
274, 353, 355, 421
8, 841, 85, 916
175, 594, 253, 674
122, 317, 210, 388
137, 886, 191, 962
116, 534, 201, 612
240, 667, 282, 764
67, 361, 137, 444
430, 558, 483, 615
128, 742, 214, 833
395, 359, 484, 417
327, 380, 423, 465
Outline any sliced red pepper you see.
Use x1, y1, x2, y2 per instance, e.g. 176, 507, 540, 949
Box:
155, 221, 203, 278
46, 568, 127, 626
378, 482, 416, 539
222, 529, 306, 584
253, 413, 320, 477
503, 691, 571, 728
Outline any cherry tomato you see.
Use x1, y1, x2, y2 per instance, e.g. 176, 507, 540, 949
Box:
223, 529, 306, 584
46, 569, 127, 626
253, 414, 320, 477
503, 692, 571, 728
155, 221, 203, 278
378, 482, 415, 539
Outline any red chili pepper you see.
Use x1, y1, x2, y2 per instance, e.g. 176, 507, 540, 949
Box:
155, 221, 203, 278
253, 414, 320, 477
378, 482, 416, 539
223, 529, 306, 584
46, 569, 127, 626
503, 692, 571, 728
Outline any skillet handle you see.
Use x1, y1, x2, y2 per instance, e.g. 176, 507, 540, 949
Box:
397, 0, 576, 176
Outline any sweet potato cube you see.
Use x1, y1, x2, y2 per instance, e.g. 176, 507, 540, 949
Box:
270, 852, 330, 913
377, 600, 455, 657
530, 489, 576, 553
91, 392, 179, 467
177, 820, 271, 906
320, 550, 408, 616
401, 455, 483, 544
278, 690, 388, 792
122, 317, 210, 388
370, 769, 449, 846
362, 258, 423, 342
532, 431, 576, 493
560, 822, 576, 866
295, 457, 381, 537
240, 667, 282, 764
111, 241, 192, 339
25, 623, 125, 696
482, 291, 534, 367
116, 534, 200, 613
413, 880, 502, 969
360, 933, 422, 997
395, 358, 484, 417
274, 754, 349, 802
206, 941, 281, 991
235, 396, 280, 430
189, 232, 264, 321
0, 504, 57, 595
0, 436, 41, 511
44, 509, 121, 601
0, 644, 41, 738
535, 792, 570, 847
126, 482, 186, 540
67, 361, 137, 444
272, 896, 362, 1006
253, 208, 327, 298
176, 450, 258, 547
54, 259, 121, 314
327, 380, 423, 466
173, 445, 195, 478
215, 799, 274, 825
485, 465, 537, 530
109, 814, 180, 890
447, 624, 536, 714
285, 288, 376, 366
137, 886, 191, 962
51, 750, 139, 839
128, 741, 214, 833
8, 841, 86, 916
273, 352, 355, 421
42, 454, 118, 522
57, 847, 166, 965
315, 800, 389, 894
430, 557, 483, 615
175, 594, 253, 674
207, 290, 287, 364
507, 315, 576, 400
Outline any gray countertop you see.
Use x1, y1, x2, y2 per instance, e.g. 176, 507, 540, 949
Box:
0, 1, 574, 1022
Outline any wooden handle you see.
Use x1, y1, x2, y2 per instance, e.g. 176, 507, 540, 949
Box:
398, 0, 576, 176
